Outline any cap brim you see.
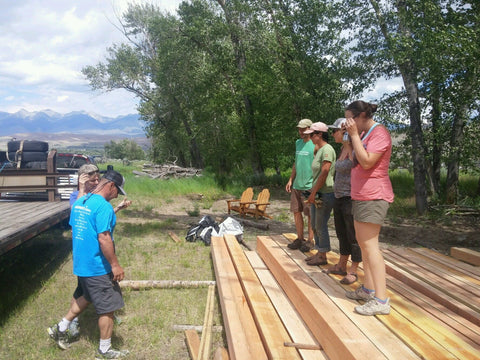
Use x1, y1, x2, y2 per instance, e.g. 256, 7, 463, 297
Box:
116, 185, 126, 196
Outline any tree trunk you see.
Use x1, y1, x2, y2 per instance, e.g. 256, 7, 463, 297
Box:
429, 83, 442, 195
401, 69, 428, 214
370, 0, 428, 214
445, 105, 467, 204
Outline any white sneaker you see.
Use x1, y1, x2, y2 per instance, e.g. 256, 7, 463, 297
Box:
345, 286, 375, 301
355, 298, 390, 316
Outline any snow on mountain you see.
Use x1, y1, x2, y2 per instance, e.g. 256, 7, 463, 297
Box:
0, 110, 144, 137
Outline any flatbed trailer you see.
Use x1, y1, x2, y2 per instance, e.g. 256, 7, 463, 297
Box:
0, 201, 70, 256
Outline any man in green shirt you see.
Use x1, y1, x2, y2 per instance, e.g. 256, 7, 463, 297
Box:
286, 119, 315, 251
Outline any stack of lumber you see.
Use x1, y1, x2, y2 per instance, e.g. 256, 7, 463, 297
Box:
211, 233, 480, 360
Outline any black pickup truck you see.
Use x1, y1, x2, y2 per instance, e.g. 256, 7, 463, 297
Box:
0, 141, 96, 201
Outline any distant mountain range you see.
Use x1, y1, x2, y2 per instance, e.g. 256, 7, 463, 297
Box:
0, 109, 145, 137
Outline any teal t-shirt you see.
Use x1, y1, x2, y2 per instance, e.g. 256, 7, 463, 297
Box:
293, 139, 314, 191
311, 143, 336, 193
70, 194, 116, 277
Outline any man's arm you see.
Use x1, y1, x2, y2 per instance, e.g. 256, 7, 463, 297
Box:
286, 164, 296, 192
98, 231, 124, 282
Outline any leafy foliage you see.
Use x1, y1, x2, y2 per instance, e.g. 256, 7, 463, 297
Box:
105, 139, 146, 160
83, 0, 480, 209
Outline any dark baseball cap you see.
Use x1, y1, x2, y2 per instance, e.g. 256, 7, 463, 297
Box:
102, 170, 126, 196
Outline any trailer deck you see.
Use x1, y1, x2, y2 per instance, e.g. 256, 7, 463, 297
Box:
0, 201, 70, 256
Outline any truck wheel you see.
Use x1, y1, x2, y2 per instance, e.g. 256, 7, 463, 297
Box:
7, 140, 49, 152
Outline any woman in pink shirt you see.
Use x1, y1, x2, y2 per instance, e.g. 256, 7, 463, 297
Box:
343, 100, 394, 316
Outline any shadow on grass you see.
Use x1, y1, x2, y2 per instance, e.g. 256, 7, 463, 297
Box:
0, 225, 71, 326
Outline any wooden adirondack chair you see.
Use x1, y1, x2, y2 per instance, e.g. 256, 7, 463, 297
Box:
244, 188, 272, 219
226, 187, 254, 216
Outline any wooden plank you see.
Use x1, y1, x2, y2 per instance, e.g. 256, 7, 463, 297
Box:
244, 250, 328, 360
384, 254, 480, 327
272, 235, 421, 360
168, 231, 182, 243
224, 234, 300, 360
198, 284, 215, 360
185, 329, 200, 360
384, 249, 480, 313
257, 235, 388, 360
210, 236, 268, 360
388, 247, 480, 298
406, 248, 480, 286
0, 201, 70, 256
411, 247, 480, 278
213, 347, 230, 360
387, 275, 480, 349
450, 247, 480, 266
382, 277, 480, 359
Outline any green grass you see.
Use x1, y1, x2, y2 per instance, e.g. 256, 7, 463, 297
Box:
1, 163, 478, 359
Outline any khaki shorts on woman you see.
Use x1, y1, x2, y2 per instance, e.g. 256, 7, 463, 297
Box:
352, 199, 390, 225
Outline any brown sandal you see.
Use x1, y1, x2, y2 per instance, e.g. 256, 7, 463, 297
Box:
340, 273, 358, 285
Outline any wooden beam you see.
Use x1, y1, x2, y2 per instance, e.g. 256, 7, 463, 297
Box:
213, 347, 230, 360
284, 342, 322, 350
244, 250, 327, 360
224, 234, 300, 359
384, 254, 480, 327
384, 249, 480, 314
185, 329, 200, 360
168, 231, 182, 243
198, 284, 215, 360
406, 248, 480, 286
387, 275, 480, 348
257, 235, 388, 360
271, 235, 419, 360
389, 247, 480, 297
210, 236, 267, 360
411, 247, 480, 278
450, 247, 480, 266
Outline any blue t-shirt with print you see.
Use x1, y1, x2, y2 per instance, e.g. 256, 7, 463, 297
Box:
69, 194, 116, 277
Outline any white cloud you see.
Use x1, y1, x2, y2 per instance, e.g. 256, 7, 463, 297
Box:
0, 0, 182, 118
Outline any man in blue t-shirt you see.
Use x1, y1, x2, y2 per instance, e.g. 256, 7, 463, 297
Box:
286, 119, 315, 252
48, 170, 129, 359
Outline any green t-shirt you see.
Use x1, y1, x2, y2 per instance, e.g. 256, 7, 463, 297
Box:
311, 143, 336, 193
293, 139, 314, 191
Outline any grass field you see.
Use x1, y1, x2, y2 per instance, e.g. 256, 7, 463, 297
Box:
0, 163, 478, 359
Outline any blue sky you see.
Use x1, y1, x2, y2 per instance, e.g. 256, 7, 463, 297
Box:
0, 0, 182, 118
0, 0, 402, 119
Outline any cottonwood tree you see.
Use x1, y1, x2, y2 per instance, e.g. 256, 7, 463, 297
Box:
344, 0, 480, 212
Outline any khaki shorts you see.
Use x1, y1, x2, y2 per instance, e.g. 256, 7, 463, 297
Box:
290, 189, 310, 216
352, 200, 390, 225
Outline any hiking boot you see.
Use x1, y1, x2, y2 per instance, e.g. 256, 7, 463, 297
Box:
355, 298, 390, 316
287, 238, 304, 250
68, 320, 80, 340
95, 347, 129, 359
47, 324, 73, 350
299, 241, 313, 253
345, 286, 375, 301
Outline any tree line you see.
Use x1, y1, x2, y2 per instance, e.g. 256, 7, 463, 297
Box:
82, 0, 479, 214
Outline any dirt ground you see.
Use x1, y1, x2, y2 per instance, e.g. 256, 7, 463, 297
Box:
145, 194, 480, 255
